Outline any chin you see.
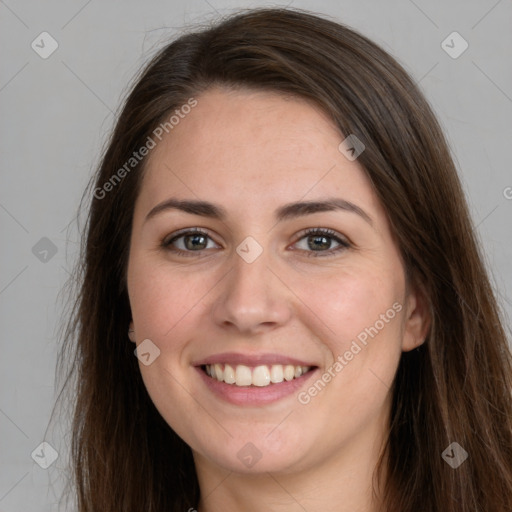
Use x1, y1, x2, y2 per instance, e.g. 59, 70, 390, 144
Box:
192, 427, 313, 474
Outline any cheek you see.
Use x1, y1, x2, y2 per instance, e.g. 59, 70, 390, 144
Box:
127, 259, 212, 439
298, 265, 403, 347
292, 262, 405, 401
128, 257, 207, 340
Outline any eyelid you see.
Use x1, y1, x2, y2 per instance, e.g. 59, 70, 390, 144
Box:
292, 227, 350, 244
162, 227, 214, 245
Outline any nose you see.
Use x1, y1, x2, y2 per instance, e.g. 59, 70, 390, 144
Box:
211, 247, 293, 335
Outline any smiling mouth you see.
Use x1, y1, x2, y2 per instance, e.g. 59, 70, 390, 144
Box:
201, 363, 316, 387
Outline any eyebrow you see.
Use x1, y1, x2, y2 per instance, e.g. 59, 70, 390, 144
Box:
144, 197, 373, 226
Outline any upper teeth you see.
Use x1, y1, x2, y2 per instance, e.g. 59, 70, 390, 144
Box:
205, 363, 311, 387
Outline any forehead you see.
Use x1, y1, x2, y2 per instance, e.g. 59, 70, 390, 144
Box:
135, 87, 383, 223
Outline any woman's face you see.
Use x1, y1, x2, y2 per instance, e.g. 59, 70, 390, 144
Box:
127, 87, 429, 476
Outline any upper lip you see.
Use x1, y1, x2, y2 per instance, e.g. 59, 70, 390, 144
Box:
192, 352, 317, 368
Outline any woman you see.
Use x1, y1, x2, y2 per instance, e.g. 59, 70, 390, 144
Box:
57, 7, 512, 511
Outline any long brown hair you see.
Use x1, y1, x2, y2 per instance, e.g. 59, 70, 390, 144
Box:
55, 7, 512, 511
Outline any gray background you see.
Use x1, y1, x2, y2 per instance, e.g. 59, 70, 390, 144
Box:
0, 0, 511, 510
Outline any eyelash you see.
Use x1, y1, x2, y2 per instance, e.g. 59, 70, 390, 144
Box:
161, 227, 351, 258
295, 228, 351, 257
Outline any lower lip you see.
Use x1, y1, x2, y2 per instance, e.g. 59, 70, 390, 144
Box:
195, 366, 318, 406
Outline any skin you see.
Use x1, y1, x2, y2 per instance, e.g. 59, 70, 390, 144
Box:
126, 87, 430, 512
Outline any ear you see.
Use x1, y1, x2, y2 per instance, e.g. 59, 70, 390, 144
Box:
401, 280, 431, 352
128, 320, 136, 342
